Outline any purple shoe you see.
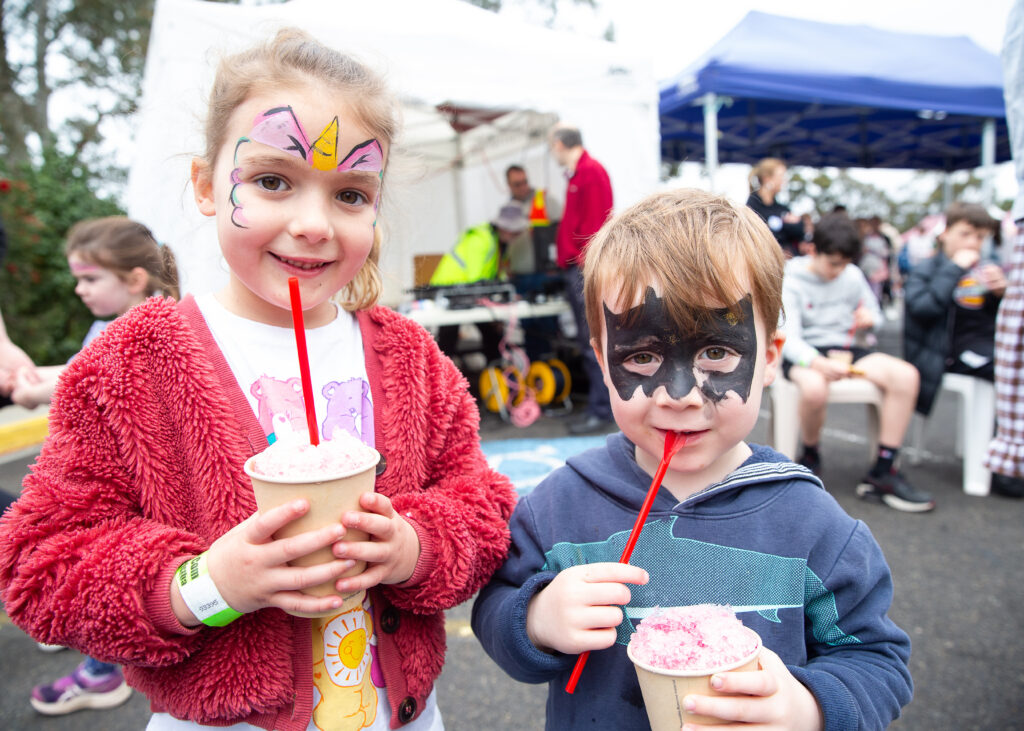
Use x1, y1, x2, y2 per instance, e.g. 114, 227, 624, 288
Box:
30, 660, 132, 715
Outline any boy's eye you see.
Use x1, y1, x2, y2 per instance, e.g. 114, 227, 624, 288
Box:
338, 190, 368, 205
256, 175, 286, 192
704, 347, 728, 361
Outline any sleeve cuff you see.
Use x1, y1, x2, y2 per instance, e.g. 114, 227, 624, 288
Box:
394, 515, 436, 589
789, 664, 860, 731
146, 557, 203, 637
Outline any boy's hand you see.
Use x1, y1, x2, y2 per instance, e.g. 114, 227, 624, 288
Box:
852, 304, 875, 331
978, 263, 1007, 297
810, 357, 852, 382
525, 562, 649, 655
331, 492, 421, 591
951, 248, 981, 270
679, 647, 823, 731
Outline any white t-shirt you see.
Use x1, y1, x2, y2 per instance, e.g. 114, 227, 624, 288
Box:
148, 295, 442, 731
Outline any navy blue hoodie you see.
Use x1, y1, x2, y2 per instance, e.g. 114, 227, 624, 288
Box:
472, 434, 912, 730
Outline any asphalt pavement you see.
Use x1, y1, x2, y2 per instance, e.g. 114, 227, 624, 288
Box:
1, 315, 1022, 730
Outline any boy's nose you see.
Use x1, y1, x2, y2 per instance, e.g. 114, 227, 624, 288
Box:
653, 381, 703, 409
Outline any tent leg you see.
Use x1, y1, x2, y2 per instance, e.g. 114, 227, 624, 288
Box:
703, 93, 719, 193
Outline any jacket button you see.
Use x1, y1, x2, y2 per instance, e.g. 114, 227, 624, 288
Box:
375, 454, 387, 476
380, 607, 400, 633
398, 696, 417, 723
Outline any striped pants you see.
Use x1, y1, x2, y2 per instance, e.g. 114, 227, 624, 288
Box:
986, 224, 1024, 477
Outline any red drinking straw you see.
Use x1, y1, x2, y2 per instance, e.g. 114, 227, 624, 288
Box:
287, 277, 319, 446
565, 430, 682, 694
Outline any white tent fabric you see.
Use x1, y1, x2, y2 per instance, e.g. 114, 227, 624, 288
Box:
126, 0, 659, 303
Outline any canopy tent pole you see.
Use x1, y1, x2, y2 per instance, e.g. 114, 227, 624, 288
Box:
981, 117, 996, 206
703, 93, 719, 192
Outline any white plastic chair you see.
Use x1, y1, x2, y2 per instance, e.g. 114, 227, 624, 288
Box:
767, 377, 882, 462
907, 373, 994, 496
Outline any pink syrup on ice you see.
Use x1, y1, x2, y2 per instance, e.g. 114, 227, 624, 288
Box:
629, 604, 760, 672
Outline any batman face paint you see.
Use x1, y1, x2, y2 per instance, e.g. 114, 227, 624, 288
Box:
603, 289, 757, 404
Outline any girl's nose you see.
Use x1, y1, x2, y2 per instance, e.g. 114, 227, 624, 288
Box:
287, 198, 333, 244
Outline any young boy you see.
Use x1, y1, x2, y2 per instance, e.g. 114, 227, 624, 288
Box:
472, 190, 913, 730
904, 202, 1002, 413
780, 212, 933, 512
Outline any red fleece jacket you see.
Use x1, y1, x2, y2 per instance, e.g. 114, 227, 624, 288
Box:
0, 296, 515, 729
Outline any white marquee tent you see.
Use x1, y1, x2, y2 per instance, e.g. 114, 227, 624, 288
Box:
126, 0, 660, 303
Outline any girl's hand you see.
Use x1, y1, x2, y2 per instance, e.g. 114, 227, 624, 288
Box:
330, 492, 422, 593
525, 562, 649, 655
679, 647, 823, 731
177, 500, 359, 623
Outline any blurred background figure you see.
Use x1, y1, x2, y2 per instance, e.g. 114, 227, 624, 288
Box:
746, 157, 806, 258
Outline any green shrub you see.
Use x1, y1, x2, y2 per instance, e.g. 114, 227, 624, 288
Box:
0, 149, 123, 365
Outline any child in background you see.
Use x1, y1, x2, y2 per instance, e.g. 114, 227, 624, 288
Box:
12, 216, 177, 716
472, 189, 912, 730
11, 217, 179, 409
780, 212, 933, 512
904, 202, 1002, 411
0, 29, 514, 731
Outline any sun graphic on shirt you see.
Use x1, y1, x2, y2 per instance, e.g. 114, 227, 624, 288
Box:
323, 608, 370, 687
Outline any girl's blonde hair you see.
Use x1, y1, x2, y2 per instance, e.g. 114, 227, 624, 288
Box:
203, 27, 399, 310
583, 188, 784, 354
66, 217, 180, 300
748, 157, 786, 193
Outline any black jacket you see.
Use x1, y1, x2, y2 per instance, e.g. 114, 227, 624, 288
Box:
903, 253, 966, 415
746, 192, 804, 254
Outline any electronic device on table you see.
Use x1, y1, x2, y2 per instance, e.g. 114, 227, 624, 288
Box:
408, 281, 517, 310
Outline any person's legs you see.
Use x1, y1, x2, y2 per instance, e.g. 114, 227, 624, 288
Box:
854, 353, 934, 511
856, 353, 918, 448
564, 266, 612, 429
785, 366, 829, 446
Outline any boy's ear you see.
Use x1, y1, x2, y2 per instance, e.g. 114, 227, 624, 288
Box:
762, 331, 786, 386
191, 158, 216, 217
125, 266, 149, 296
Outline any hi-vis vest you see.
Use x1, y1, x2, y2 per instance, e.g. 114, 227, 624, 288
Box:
529, 189, 551, 227
429, 223, 500, 285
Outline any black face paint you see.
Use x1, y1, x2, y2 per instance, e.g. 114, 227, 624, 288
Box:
603, 289, 758, 404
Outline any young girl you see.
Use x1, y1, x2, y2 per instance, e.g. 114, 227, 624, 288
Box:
12, 216, 177, 717
10, 216, 179, 410
0, 28, 515, 731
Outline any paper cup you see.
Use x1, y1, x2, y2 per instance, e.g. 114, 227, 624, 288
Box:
826, 349, 854, 366
627, 631, 761, 729
244, 450, 380, 618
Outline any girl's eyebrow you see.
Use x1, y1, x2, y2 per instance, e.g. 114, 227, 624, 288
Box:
236, 150, 381, 187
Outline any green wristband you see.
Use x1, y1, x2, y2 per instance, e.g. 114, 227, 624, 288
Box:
175, 552, 244, 627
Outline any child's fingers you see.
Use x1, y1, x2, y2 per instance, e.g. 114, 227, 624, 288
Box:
275, 558, 357, 593
575, 562, 650, 586
273, 523, 348, 565
244, 500, 311, 543
268, 588, 348, 617
708, 648, 780, 698
356, 491, 394, 517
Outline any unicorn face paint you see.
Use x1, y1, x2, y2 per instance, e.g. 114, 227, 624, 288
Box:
194, 89, 384, 327
598, 282, 782, 498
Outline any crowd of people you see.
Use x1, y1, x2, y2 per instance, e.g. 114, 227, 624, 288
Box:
0, 16, 1021, 731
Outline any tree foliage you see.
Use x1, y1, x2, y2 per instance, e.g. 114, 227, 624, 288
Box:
0, 149, 123, 364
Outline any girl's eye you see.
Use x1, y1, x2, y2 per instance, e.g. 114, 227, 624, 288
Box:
256, 175, 286, 192
338, 190, 368, 205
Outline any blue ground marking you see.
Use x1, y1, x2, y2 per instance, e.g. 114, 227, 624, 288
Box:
481, 435, 609, 495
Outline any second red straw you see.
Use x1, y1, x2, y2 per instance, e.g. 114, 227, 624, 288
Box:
287, 277, 319, 446
564, 430, 681, 694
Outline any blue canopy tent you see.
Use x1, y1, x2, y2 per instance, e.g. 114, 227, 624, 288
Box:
659, 12, 1008, 185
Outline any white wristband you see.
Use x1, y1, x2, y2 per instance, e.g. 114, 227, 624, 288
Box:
175, 552, 243, 627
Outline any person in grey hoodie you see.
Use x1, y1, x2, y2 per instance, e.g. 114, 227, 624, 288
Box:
780, 212, 932, 512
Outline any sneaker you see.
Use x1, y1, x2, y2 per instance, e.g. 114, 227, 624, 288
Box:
30, 661, 132, 715
797, 450, 821, 476
36, 642, 67, 653
856, 470, 935, 513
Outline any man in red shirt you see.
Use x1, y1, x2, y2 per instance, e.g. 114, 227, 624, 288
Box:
550, 124, 615, 434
